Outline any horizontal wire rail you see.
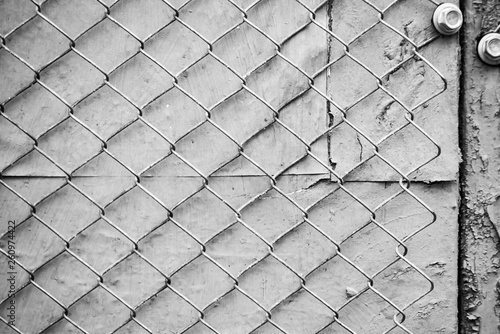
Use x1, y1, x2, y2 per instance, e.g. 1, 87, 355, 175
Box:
0, 0, 446, 333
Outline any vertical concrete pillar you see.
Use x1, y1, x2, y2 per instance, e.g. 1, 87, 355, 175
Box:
460, 1, 500, 333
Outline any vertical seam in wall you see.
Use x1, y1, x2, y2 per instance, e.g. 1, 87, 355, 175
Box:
326, 0, 335, 171
457, 0, 467, 333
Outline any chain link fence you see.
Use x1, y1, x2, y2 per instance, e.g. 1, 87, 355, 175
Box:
0, 0, 452, 333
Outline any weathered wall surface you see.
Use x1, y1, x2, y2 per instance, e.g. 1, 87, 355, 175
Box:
460, 1, 500, 333
0, 0, 461, 333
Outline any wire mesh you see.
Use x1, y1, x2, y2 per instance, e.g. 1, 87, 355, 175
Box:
0, 0, 448, 333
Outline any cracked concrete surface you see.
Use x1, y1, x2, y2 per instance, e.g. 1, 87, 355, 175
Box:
460, 1, 500, 333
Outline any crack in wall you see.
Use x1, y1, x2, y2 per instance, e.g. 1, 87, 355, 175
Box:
326, 0, 336, 173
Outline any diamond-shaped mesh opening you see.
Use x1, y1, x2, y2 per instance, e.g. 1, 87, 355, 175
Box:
72, 152, 136, 206
247, 0, 310, 43
382, 0, 440, 45
36, 185, 101, 238
180, 0, 242, 42
0, 284, 63, 333
210, 90, 275, 144
114, 321, 150, 334
109, 53, 174, 107
0, 252, 30, 301
0, 0, 37, 37
375, 261, 433, 307
241, 188, 305, 241
213, 22, 275, 77
336, 289, 401, 333
272, 289, 334, 333
348, 23, 414, 77
75, 18, 140, 73
274, 222, 337, 275
173, 187, 237, 242
41, 0, 105, 39
70, 218, 134, 273
171, 256, 234, 308
141, 154, 206, 206
41, 318, 87, 334
0, 217, 65, 271
143, 87, 206, 142
73, 85, 138, 140
252, 322, 286, 334
307, 185, 373, 242
204, 289, 267, 333
340, 221, 403, 276
328, 121, 375, 176
206, 222, 269, 276
111, 0, 175, 40
1, 177, 66, 205
135, 288, 199, 333
0, 116, 33, 171
38, 118, 102, 173
278, 87, 330, 141
103, 253, 166, 307
239, 256, 302, 309
0, 182, 31, 223
3, 83, 69, 138
5, 16, 70, 70
244, 122, 308, 175
105, 186, 169, 240
68, 286, 131, 333
183, 322, 218, 334
381, 58, 445, 106
374, 187, 436, 240
106, 120, 171, 173
177, 54, 242, 107
175, 121, 241, 175
326, 56, 379, 110
307, 255, 368, 310
342, 89, 408, 142
0, 49, 34, 103
328, 0, 380, 42
40, 51, 104, 105
374, 121, 440, 174
281, 18, 330, 76
34, 252, 98, 305
0, 0, 454, 332
318, 321, 353, 334
145, 20, 208, 75
247, 56, 311, 110
141, 175, 204, 209
139, 221, 200, 275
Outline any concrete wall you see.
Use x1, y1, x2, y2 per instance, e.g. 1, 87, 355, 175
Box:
460, 1, 500, 333
0, 0, 466, 333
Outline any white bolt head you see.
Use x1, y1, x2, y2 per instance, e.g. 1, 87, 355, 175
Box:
478, 33, 500, 65
433, 3, 463, 35
486, 38, 500, 58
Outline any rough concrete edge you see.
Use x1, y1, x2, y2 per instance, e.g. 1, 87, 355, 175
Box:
458, 1, 500, 333
458, 1, 467, 332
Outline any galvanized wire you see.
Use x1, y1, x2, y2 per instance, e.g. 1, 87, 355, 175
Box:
0, 0, 446, 333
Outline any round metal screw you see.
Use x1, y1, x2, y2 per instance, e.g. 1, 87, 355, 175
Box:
432, 3, 463, 35
478, 33, 500, 65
